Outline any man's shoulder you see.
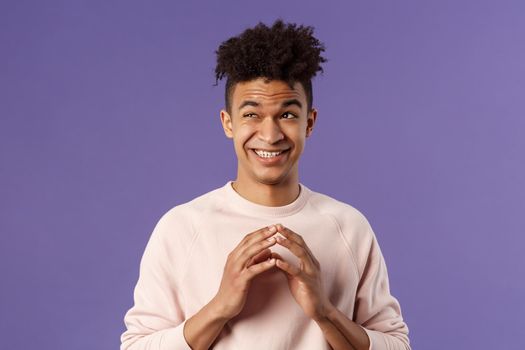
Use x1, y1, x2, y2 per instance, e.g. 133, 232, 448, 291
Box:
306, 187, 369, 228
158, 184, 225, 222
147, 184, 226, 244
306, 187, 376, 265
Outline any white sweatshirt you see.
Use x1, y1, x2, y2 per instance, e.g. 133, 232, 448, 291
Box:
121, 181, 410, 349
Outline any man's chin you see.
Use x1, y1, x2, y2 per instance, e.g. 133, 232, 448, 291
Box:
257, 179, 282, 186
255, 173, 293, 186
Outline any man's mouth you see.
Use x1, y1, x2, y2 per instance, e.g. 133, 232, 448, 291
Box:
252, 148, 289, 158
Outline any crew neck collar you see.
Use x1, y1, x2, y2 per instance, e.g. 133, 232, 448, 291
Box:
222, 180, 311, 217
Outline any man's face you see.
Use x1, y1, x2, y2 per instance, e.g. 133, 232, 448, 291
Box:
220, 77, 317, 187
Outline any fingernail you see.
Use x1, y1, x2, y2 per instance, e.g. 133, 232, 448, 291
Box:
268, 226, 277, 233
267, 237, 275, 242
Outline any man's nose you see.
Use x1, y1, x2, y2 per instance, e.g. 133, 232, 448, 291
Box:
258, 117, 284, 144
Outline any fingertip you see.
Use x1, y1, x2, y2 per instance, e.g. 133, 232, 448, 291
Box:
275, 259, 289, 273
278, 225, 289, 236
271, 252, 283, 260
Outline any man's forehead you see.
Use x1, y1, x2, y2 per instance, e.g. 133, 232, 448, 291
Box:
232, 79, 306, 106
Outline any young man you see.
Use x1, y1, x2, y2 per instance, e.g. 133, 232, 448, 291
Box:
121, 20, 410, 350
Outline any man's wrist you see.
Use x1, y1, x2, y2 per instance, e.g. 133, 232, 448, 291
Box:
313, 303, 371, 350
183, 297, 232, 350
313, 301, 337, 323
207, 296, 233, 323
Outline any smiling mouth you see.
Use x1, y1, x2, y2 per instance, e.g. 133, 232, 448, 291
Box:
252, 148, 289, 158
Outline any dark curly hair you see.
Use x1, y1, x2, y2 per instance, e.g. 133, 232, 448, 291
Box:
215, 19, 327, 113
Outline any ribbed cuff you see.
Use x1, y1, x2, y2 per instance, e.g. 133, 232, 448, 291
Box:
160, 319, 192, 350
362, 327, 411, 350
361, 325, 373, 350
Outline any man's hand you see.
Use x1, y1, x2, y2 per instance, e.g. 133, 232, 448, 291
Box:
212, 225, 280, 320
184, 225, 280, 349
273, 223, 335, 321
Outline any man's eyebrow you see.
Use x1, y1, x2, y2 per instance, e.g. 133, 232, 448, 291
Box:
282, 99, 302, 109
238, 98, 303, 110
239, 100, 259, 110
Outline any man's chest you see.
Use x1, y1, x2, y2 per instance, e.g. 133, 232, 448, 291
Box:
175, 213, 360, 316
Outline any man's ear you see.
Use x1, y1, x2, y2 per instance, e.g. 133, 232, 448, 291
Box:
306, 108, 318, 138
220, 109, 233, 139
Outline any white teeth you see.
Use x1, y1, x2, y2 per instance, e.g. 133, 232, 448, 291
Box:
254, 149, 284, 158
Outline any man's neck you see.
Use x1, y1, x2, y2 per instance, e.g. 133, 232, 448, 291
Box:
231, 179, 300, 207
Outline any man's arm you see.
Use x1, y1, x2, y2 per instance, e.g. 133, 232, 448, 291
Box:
183, 226, 280, 349
121, 219, 281, 350
121, 211, 192, 350
315, 307, 371, 350
179, 297, 229, 350
273, 223, 410, 350
273, 224, 369, 350
348, 224, 410, 350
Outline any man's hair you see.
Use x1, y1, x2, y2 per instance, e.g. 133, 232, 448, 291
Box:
215, 19, 327, 113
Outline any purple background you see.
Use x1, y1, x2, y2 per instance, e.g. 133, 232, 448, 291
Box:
1, 1, 524, 349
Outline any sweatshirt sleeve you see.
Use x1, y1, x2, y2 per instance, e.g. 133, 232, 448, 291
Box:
120, 209, 193, 350
348, 215, 411, 350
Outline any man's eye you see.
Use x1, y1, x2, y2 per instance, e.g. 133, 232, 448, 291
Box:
282, 112, 297, 119
243, 113, 257, 118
